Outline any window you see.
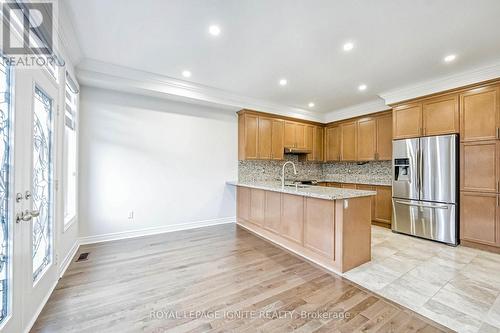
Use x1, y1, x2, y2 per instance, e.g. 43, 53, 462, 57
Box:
63, 74, 78, 226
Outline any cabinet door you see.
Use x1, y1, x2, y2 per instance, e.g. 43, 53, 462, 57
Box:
284, 121, 296, 148
460, 86, 500, 142
461, 141, 500, 193
314, 126, 324, 161
341, 183, 357, 189
304, 197, 334, 258
423, 94, 459, 136
240, 114, 258, 159
327, 182, 342, 188
376, 114, 393, 160
237, 187, 251, 222
271, 119, 284, 160
249, 189, 265, 226
393, 103, 422, 139
357, 118, 376, 161
264, 191, 281, 234
356, 184, 375, 220
305, 125, 314, 151
460, 192, 499, 246
258, 117, 272, 159
374, 186, 392, 225
325, 126, 340, 161
295, 123, 307, 149
341, 121, 357, 161
281, 194, 304, 244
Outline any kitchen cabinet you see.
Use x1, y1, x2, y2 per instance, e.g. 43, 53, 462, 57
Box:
325, 126, 341, 161
393, 103, 422, 139
460, 85, 500, 142
357, 117, 376, 161
374, 186, 392, 227
264, 191, 281, 234
356, 184, 376, 220
305, 125, 314, 151
307, 126, 324, 162
461, 141, 500, 193
376, 114, 392, 160
341, 183, 357, 189
239, 113, 284, 160
422, 94, 459, 136
340, 121, 357, 161
281, 194, 304, 244
304, 197, 334, 258
238, 113, 259, 160
327, 182, 342, 188
460, 191, 500, 247
249, 188, 265, 226
284, 121, 307, 149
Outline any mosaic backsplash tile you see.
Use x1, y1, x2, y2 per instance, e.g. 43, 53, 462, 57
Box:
238, 155, 392, 185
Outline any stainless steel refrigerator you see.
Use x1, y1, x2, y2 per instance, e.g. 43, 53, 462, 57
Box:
392, 134, 458, 245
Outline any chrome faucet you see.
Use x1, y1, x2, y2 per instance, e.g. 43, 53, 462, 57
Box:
281, 161, 298, 190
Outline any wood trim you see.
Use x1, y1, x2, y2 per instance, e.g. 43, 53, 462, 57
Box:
387, 78, 500, 107
238, 109, 324, 126
461, 240, 500, 254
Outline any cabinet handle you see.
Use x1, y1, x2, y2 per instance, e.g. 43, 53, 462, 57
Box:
497, 195, 499, 207
497, 127, 500, 140
497, 181, 500, 193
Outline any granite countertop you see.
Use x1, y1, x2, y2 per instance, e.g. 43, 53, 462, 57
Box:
227, 181, 376, 200
319, 175, 392, 186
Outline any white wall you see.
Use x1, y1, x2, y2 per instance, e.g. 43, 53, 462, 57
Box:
78, 87, 238, 238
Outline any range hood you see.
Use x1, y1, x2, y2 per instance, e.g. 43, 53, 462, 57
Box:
284, 147, 312, 154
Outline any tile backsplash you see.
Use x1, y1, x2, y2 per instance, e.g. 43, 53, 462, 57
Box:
238, 155, 392, 183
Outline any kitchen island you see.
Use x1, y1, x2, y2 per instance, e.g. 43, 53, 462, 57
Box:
227, 181, 376, 273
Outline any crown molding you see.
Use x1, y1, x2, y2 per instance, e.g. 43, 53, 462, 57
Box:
380, 61, 500, 105
323, 99, 390, 123
76, 59, 324, 122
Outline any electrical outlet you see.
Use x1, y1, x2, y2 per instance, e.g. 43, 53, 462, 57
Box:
128, 211, 134, 220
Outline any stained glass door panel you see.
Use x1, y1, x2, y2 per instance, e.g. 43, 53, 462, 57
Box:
31, 86, 53, 282
0, 58, 12, 324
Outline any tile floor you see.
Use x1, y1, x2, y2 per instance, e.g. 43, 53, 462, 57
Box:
343, 226, 500, 333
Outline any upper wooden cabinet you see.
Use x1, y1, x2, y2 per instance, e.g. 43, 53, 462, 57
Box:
340, 121, 357, 161
460, 85, 500, 142
257, 117, 284, 160
376, 114, 393, 160
393, 93, 461, 139
239, 113, 284, 160
284, 121, 307, 149
393, 103, 422, 139
307, 126, 324, 162
422, 94, 459, 136
325, 126, 341, 162
238, 113, 259, 160
357, 118, 376, 161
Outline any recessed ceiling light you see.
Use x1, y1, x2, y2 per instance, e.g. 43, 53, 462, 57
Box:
279, 79, 288, 86
343, 42, 354, 51
182, 70, 192, 78
444, 54, 457, 63
358, 84, 367, 91
208, 25, 221, 36
308, 102, 315, 108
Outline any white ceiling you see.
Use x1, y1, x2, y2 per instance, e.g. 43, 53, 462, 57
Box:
66, 0, 500, 114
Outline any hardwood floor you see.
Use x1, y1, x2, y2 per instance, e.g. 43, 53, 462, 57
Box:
32, 224, 453, 333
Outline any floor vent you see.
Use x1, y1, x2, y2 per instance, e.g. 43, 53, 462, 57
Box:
76, 252, 89, 262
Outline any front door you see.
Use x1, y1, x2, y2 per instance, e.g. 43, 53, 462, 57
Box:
0, 62, 59, 333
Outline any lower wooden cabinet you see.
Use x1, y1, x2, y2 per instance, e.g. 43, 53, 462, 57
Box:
304, 197, 335, 258
460, 191, 500, 247
321, 182, 392, 228
249, 188, 265, 226
374, 186, 392, 227
281, 194, 304, 243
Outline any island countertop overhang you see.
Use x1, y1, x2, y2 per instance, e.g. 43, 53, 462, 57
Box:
227, 181, 376, 201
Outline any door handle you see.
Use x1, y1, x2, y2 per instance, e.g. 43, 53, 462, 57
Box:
394, 200, 449, 209
15, 209, 39, 223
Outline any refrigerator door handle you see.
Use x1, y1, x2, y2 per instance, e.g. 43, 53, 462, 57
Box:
394, 200, 449, 209
419, 145, 424, 199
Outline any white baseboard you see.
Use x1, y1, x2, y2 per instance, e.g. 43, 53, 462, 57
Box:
78, 216, 236, 245
23, 278, 59, 333
58, 240, 81, 278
